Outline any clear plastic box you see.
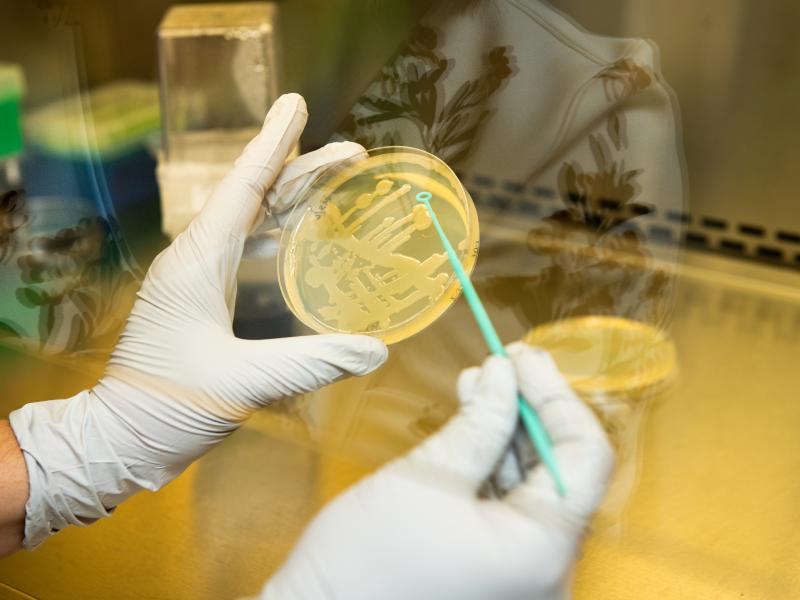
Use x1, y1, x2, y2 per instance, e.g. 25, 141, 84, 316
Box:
156, 2, 280, 238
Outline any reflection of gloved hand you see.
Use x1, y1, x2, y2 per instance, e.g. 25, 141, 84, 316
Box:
9, 94, 386, 550
260, 343, 614, 600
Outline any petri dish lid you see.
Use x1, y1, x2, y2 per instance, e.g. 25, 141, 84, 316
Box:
523, 316, 677, 398
278, 146, 479, 344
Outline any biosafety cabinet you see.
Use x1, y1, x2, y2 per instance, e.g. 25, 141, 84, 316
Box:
1, 1, 800, 598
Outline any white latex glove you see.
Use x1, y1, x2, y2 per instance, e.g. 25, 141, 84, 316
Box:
9, 93, 387, 549
260, 343, 614, 600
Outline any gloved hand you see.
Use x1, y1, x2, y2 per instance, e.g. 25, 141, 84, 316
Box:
9, 93, 387, 549
259, 343, 614, 600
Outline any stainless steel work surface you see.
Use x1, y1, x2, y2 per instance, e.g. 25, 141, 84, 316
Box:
574, 253, 800, 599
1, 249, 799, 599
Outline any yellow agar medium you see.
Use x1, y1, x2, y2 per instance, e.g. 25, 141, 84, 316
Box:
278, 147, 479, 344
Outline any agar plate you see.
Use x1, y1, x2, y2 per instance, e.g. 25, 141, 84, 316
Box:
278, 146, 479, 344
524, 316, 677, 399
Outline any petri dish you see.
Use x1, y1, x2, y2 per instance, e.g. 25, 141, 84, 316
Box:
523, 316, 677, 399
278, 146, 479, 344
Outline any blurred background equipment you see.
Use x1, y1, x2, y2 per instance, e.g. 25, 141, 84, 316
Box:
23, 81, 160, 227
0, 67, 143, 356
0, 63, 24, 191
156, 2, 281, 239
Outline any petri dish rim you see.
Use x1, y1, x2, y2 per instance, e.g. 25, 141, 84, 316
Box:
277, 146, 480, 344
523, 315, 678, 398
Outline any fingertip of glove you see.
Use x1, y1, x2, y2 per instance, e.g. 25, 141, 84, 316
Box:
506, 340, 527, 354
319, 334, 388, 375
481, 354, 513, 378
468, 355, 516, 405
507, 340, 538, 358
358, 336, 389, 374
327, 140, 366, 155
456, 366, 482, 399
507, 341, 557, 369
254, 93, 307, 141
273, 92, 307, 117
306, 141, 366, 168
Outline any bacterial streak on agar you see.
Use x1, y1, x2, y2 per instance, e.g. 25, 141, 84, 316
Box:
278, 147, 480, 344
304, 179, 450, 331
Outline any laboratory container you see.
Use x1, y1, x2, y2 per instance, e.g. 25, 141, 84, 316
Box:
156, 2, 281, 238
22, 81, 160, 212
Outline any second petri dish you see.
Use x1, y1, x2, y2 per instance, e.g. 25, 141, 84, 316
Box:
278, 146, 479, 344
523, 316, 677, 399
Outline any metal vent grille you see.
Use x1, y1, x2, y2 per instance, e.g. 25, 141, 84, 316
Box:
463, 175, 800, 270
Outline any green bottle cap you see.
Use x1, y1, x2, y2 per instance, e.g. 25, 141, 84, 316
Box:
0, 64, 24, 160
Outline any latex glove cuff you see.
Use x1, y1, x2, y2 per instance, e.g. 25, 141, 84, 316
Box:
9, 391, 154, 550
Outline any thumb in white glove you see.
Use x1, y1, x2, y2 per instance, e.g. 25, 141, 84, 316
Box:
9, 93, 387, 549
260, 343, 614, 600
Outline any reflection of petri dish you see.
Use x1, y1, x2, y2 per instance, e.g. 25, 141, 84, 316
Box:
278, 146, 479, 344
523, 316, 677, 399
